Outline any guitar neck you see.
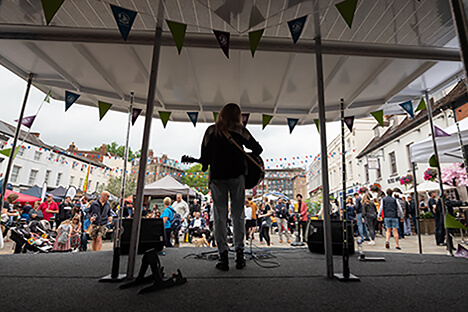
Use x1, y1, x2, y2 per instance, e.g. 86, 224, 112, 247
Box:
181, 155, 200, 164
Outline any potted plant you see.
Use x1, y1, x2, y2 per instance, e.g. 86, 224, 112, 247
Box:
370, 183, 381, 193
419, 212, 435, 235
424, 168, 438, 182
399, 174, 413, 187
358, 186, 368, 195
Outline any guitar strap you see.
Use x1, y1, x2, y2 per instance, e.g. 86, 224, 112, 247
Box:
221, 130, 263, 170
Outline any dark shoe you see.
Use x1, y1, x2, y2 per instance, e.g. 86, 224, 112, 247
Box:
396, 246, 401, 250
385, 241, 390, 249
235, 250, 246, 270
215, 251, 229, 271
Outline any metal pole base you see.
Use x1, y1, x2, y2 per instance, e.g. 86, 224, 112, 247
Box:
358, 253, 386, 262
334, 273, 360, 282
291, 241, 305, 246
99, 274, 127, 283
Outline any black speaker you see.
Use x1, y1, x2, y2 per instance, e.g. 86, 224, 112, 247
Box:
307, 220, 355, 255
120, 218, 165, 255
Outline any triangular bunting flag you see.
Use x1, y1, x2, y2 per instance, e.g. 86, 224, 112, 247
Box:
41, 0, 65, 25
249, 5, 265, 29
131, 108, 142, 126
213, 30, 230, 59
262, 114, 273, 130
445, 213, 468, 230
166, 20, 187, 54
242, 113, 250, 127
287, 118, 299, 134
249, 29, 264, 57
159, 111, 171, 128
415, 98, 427, 112
287, 16, 307, 44
335, 0, 358, 28
434, 125, 450, 137
344, 116, 354, 132
110, 4, 138, 41
371, 110, 384, 127
213, 112, 219, 122
455, 244, 468, 258
0, 147, 20, 159
98, 101, 113, 121
187, 112, 199, 127
65, 91, 80, 112
314, 119, 320, 132
44, 89, 51, 103
399, 100, 415, 119
429, 154, 439, 167
14, 115, 37, 129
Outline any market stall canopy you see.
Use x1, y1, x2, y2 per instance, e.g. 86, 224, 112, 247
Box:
3, 189, 40, 204
144, 175, 196, 196
414, 180, 455, 193
0, 0, 464, 124
49, 186, 67, 199
410, 116, 468, 164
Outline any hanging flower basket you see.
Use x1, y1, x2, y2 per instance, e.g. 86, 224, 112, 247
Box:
399, 174, 413, 186
424, 168, 438, 182
370, 183, 381, 192
358, 186, 368, 194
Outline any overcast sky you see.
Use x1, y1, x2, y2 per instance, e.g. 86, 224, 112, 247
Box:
0, 65, 340, 168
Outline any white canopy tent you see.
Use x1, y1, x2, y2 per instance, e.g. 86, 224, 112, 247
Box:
143, 175, 196, 196
410, 114, 468, 163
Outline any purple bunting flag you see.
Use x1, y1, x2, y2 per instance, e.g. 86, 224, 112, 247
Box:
213, 30, 230, 59
14, 115, 37, 129
434, 125, 450, 137
344, 116, 354, 132
131, 108, 142, 126
242, 113, 250, 127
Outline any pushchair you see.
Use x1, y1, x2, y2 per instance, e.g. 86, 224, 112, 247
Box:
9, 220, 54, 253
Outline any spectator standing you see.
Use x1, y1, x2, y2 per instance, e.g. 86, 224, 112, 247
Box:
172, 194, 189, 247
354, 193, 370, 242
70, 215, 81, 251
39, 194, 59, 223
88, 191, 113, 251
362, 193, 377, 246
53, 219, 71, 252
247, 197, 258, 240
407, 195, 418, 235
244, 200, 252, 241
258, 198, 273, 246
428, 191, 443, 245
275, 198, 290, 243
190, 198, 201, 216
57, 196, 73, 228
29, 201, 43, 221
161, 197, 174, 247
296, 194, 308, 242
379, 188, 404, 250
2, 193, 20, 237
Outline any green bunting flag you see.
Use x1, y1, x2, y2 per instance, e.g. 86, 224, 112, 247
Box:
44, 89, 51, 103
262, 114, 273, 130
314, 119, 320, 132
98, 101, 113, 121
429, 154, 438, 167
371, 110, 384, 127
335, 0, 358, 28
213, 112, 219, 122
166, 20, 187, 54
0, 147, 20, 159
41, 0, 65, 25
159, 111, 171, 128
249, 29, 264, 57
415, 98, 427, 112
445, 213, 468, 230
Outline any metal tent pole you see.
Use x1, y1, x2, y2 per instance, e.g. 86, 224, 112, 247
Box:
100, 92, 134, 282
449, 0, 468, 74
1, 73, 33, 201
126, 24, 163, 279
425, 91, 452, 255
412, 162, 422, 254
451, 104, 468, 175
313, 0, 333, 277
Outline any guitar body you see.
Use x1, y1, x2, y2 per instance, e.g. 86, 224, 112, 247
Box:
181, 154, 264, 190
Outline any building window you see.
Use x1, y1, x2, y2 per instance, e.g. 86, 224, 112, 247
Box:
376, 160, 382, 179
34, 151, 41, 161
45, 170, 51, 184
28, 169, 38, 185
17, 147, 25, 157
56, 172, 62, 186
96, 181, 99, 191
79, 178, 84, 189
406, 143, 413, 167
364, 164, 369, 183
348, 161, 353, 180
389, 152, 397, 175
70, 176, 75, 186
11, 166, 21, 183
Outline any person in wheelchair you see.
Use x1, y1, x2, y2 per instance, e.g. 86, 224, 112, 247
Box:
188, 211, 211, 241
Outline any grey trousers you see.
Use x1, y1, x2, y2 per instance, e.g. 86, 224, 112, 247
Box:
210, 175, 245, 254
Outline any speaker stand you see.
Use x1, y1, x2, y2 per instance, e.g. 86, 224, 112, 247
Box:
291, 212, 305, 247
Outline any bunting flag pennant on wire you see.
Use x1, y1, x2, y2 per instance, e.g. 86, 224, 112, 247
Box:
213, 112, 219, 122
98, 101, 113, 121
434, 125, 450, 137
399, 100, 415, 118
335, 0, 358, 28
65, 91, 80, 112
159, 111, 171, 128
262, 114, 273, 130
187, 112, 199, 127
371, 110, 384, 127
213, 30, 230, 59
110, 4, 138, 41
249, 29, 264, 57
344, 116, 354, 132
287, 15, 307, 44
287, 118, 299, 134
44, 89, 51, 103
415, 98, 427, 112
249, 5, 265, 29
14, 115, 37, 129
429, 154, 438, 167
41, 0, 65, 25
166, 20, 187, 54
314, 119, 320, 132
131, 108, 142, 126
242, 113, 250, 126
455, 244, 468, 258
0, 147, 20, 159
445, 213, 468, 230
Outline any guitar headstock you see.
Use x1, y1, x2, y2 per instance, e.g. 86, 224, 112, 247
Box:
181, 155, 199, 164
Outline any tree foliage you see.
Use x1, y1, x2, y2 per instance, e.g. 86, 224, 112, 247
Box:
98, 175, 137, 198
180, 164, 209, 194
94, 142, 141, 160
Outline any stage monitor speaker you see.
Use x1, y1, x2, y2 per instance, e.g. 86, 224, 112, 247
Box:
307, 220, 355, 255
120, 218, 165, 255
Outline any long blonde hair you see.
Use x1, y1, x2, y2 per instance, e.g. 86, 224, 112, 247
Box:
215, 103, 242, 133
362, 193, 372, 205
